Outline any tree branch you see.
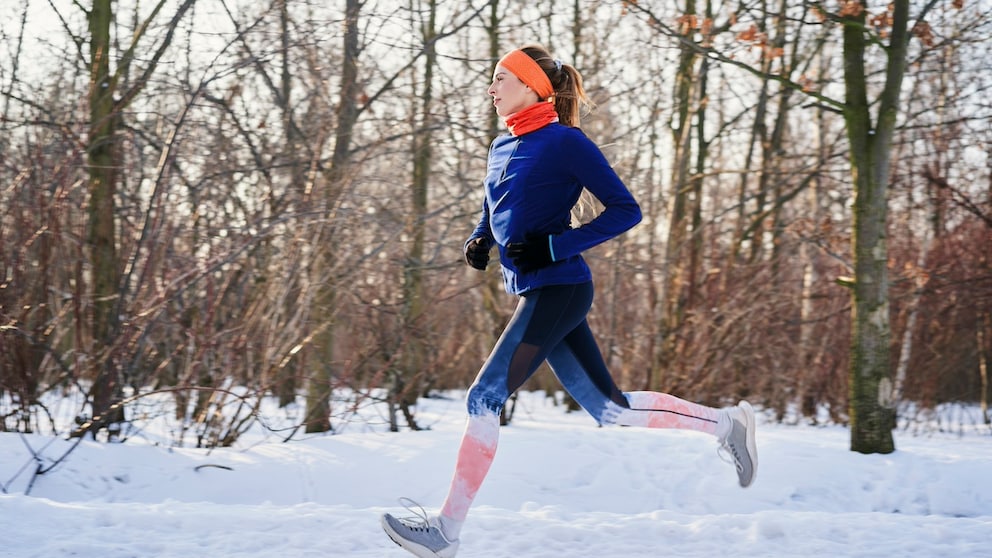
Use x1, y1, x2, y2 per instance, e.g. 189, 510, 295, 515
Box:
114, 0, 198, 110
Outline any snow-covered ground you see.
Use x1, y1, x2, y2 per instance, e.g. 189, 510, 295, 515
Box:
1, 392, 990, 557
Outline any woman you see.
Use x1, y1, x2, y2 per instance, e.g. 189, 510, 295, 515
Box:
381, 45, 757, 558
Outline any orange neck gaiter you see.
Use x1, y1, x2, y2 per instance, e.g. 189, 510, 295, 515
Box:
505, 102, 559, 136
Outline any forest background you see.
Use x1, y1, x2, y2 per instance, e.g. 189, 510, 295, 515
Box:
1, 0, 990, 450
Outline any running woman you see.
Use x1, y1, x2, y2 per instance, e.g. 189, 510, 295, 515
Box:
381, 44, 758, 558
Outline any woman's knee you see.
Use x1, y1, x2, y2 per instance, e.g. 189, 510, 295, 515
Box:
466, 382, 505, 416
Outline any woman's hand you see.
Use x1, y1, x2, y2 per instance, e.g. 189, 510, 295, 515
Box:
506, 235, 554, 273
464, 237, 492, 270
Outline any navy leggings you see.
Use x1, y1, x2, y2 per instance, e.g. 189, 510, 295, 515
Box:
466, 281, 630, 422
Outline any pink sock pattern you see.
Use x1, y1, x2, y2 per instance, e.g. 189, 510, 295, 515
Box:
615, 391, 721, 435
440, 412, 500, 524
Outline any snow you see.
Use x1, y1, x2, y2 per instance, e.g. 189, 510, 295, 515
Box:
1, 392, 991, 557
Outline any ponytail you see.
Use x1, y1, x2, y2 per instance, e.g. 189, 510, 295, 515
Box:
518, 45, 593, 128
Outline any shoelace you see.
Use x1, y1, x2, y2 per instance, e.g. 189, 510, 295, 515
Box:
395, 497, 433, 532
717, 433, 745, 474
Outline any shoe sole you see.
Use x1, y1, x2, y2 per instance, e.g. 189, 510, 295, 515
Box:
738, 400, 758, 488
380, 514, 450, 558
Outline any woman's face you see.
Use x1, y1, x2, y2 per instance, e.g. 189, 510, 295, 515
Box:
488, 65, 538, 117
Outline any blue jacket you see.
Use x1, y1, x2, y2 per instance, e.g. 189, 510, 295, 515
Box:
468, 123, 642, 295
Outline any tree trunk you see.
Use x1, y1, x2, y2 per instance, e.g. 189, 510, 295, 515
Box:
842, 0, 911, 454
798, 52, 829, 417
892, 229, 930, 403
746, 0, 773, 265
398, 0, 438, 414
979, 312, 990, 425
304, 0, 362, 433
74, 0, 197, 439
86, 0, 124, 434
688, 52, 708, 312
275, 0, 298, 409
654, 0, 698, 390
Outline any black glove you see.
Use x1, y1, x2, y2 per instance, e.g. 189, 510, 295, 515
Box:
464, 237, 491, 270
506, 235, 554, 273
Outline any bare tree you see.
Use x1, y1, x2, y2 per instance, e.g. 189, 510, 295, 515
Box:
837, 0, 925, 453
73, 0, 198, 438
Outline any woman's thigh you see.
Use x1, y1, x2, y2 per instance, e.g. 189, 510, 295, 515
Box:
466, 282, 594, 415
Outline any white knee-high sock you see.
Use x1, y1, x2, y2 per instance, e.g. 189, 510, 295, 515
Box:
615, 391, 726, 436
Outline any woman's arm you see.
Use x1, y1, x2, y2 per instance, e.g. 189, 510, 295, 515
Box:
550, 130, 642, 261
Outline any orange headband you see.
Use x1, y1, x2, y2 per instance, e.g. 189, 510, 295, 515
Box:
498, 50, 554, 100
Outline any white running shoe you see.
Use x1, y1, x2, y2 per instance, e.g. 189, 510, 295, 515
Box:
718, 401, 758, 487
381, 499, 459, 558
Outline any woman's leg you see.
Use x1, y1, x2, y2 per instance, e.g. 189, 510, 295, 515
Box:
546, 320, 758, 487
438, 283, 594, 539
546, 321, 722, 435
